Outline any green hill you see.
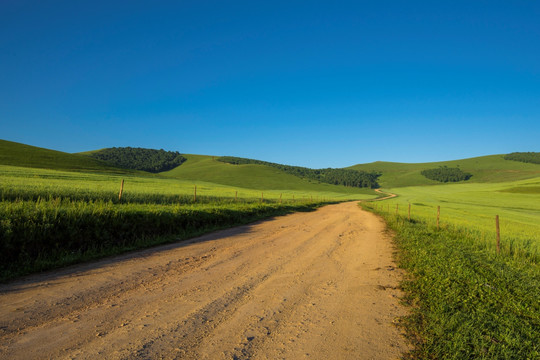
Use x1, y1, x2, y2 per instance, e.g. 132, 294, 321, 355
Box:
349, 155, 540, 188
0, 139, 136, 173
164, 154, 374, 194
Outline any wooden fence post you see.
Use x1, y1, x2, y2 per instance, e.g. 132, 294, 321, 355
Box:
437, 206, 440, 230
395, 203, 399, 215
280, 193, 282, 204
235, 190, 238, 202
408, 203, 411, 221
496, 215, 501, 254
118, 179, 124, 201
194, 185, 197, 202
261, 192, 264, 202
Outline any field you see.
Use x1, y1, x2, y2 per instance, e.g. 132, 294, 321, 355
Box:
0, 163, 374, 281
379, 178, 540, 261
363, 177, 540, 358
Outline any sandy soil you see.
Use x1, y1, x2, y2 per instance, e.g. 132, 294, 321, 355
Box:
0, 202, 409, 359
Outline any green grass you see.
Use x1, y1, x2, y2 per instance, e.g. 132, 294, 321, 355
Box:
349, 155, 540, 188
364, 207, 540, 359
0, 164, 375, 203
500, 186, 540, 194
378, 178, 540, 261
0, 139, 136, 173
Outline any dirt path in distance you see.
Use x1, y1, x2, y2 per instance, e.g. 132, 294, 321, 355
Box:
374, 189, 398, 201
0, 202, 409, 360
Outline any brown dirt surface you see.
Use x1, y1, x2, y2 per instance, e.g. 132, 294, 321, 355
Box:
374, 189, 398, 200
0, 202, 410, 359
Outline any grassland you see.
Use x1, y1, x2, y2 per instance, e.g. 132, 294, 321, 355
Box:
379, 178, 540, 260
364, 177, 540, 358
350, 155, 540, 188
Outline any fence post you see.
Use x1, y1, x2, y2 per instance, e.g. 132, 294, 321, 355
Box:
261, 192, 264, 203
496, 215, 501, 254
408, 203, 411, 221
118, 179, 124, 201
437, 206, 440, 230
235, 190, 238, 201
395, 203, 399, 215
280, 193, 282, 204
194, 185, 197, 202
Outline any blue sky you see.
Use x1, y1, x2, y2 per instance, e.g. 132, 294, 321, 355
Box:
1, 1, 539, 168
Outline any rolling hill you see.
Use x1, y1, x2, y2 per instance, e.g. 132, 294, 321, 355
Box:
163, 154, 374, 194
349, 155, 540, 188
3, 139, 540, 192
0, 140, 137, 174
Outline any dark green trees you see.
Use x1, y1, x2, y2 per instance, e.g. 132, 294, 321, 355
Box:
218, 156, 380, 188
421, 166, 472, 182
504, 152, 540, 165
89, 147, 186, 173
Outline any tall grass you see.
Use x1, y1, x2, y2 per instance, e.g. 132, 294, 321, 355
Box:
0, 198, 321, 281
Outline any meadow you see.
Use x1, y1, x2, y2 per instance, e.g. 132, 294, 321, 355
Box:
363, 178, 540, 359
379, 178, 540, 261
0, 164, 374, 281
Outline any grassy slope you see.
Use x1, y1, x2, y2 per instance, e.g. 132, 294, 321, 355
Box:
0, 139, 136, 174
164, 154, 375, 196
349, 155, 540, 188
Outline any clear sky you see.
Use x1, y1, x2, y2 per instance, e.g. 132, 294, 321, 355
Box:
1, 1, 539, 168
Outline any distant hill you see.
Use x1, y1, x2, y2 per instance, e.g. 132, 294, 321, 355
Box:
85, 147, 186, 173
349, 155, 540, 188
217, 156, 380, 188
0, 139, 135, 173
163, 154, 374, 194
4, 139, 539, 191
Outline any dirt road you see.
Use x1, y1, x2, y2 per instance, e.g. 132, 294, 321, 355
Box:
374, 189, 398, 201
0, 202, 409, 359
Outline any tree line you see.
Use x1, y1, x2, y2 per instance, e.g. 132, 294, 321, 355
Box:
218, 156, 381, 188
504, 152, 540, 165
88, 147, 186, 173
421, 166, 472, 183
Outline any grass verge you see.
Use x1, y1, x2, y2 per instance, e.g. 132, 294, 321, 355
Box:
362, 203, 540, 359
